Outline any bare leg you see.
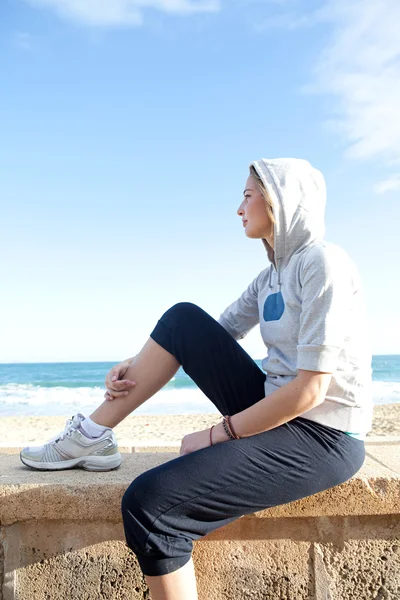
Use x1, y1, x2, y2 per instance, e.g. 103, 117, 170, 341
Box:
90, 338, 180, 429
92, 341, 198, 599
145, 558, 198, 600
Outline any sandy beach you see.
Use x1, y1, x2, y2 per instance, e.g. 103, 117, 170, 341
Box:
0, 404, 399, 447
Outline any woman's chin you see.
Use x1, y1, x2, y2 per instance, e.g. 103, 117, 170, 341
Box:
244, 228, 260, 239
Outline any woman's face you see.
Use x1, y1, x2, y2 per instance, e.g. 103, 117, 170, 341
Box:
237, 175, 274, 246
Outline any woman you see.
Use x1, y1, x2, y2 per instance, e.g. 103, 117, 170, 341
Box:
20, 158, 372, 600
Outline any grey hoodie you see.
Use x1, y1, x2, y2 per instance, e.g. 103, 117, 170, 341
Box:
218, 158, 373, 436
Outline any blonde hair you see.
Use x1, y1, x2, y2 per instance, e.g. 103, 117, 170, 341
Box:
249, 165, 275, 261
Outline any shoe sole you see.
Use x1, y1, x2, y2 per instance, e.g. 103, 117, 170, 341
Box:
20, 452, 122, 472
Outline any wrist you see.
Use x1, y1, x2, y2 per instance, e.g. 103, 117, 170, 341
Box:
212, 422, 231, 444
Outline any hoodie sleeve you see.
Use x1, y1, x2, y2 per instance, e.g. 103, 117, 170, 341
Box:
297, 245, 354, 373
217, 271, 265, 340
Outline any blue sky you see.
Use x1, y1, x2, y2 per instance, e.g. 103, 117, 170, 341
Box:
1, 0, 399, 362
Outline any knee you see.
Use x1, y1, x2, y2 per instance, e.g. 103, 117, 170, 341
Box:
121, 473, 155, 554
121, 471, 150, 518
121, 472, 193, 575
161, 302, 205, 324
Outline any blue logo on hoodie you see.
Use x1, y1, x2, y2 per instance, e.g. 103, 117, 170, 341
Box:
263, 292, 285, 322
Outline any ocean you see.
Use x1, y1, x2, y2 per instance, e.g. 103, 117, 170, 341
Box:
0, 356, 399, 417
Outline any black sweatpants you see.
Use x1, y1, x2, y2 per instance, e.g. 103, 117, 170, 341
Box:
121, 302, 365, 577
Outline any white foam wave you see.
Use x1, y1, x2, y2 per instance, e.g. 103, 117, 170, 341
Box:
372, 380, 400, 405
1, 380, 399, 416
0, 384, 212, 416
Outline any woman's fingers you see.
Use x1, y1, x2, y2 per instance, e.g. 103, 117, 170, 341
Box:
104, 382, 137, 401
105, 391, 122, 400
104, 388, 131, 400
113, 363, 130, 380
105, 379, 136, 392
105, 365, 128, 388
109, 367, 122, 383
104, 363, 136, 400
114, 379, 136, 390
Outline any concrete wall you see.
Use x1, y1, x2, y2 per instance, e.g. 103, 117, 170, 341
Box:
1, 439, 399, 599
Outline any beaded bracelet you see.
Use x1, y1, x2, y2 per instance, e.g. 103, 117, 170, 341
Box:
222, 416, 241, 440
223, 415, 241, 440
222, 417, 235, 440
226, 415, 241, 440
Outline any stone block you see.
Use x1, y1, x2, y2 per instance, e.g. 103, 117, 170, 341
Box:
2, 521, 313, 600
366, 445, 400, 474
2, 521, 147, 600
1, 449, 400, 527
194, 539, 311, 600
0, 527, 4, 600
3, 515, 400, 599
1, 442, 399, 599
313, 539, 400, 600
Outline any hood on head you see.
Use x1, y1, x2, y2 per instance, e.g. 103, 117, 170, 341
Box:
250, 158, 326, 273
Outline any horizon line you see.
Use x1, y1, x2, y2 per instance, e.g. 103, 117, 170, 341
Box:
1, 354, 399, 365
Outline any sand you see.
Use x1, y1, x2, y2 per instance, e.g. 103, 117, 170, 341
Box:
0, 404, 399, 447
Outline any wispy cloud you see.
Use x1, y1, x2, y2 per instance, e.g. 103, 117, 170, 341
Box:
25, 0, 220, 27
254, 0, 400, 193
237, 0, 294, 6
254, 5, 325, 32
375, 176, 400, 195
14, 32, 32, 50
310, 0, 400, 192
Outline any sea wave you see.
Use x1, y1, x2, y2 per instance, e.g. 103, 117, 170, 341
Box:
0, 384, 212, 417
372, 380, 400, 405
1, 380, 399, 417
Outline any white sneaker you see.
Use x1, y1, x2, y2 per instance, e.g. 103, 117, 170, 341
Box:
20, 413, 122, 471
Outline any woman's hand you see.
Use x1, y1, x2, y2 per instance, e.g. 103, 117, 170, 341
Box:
180, 429, 211, 456
104, 360, 136, 400
179, 424, 229, 456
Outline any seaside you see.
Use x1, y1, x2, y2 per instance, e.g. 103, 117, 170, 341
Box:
1, 357, 399, 446
1, 356, 400, 418
1, 404, 399, 447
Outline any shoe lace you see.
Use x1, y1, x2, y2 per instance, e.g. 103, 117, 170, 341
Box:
49, 414, 84, 444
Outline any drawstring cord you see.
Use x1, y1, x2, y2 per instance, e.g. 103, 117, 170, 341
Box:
268, 259, 282, 289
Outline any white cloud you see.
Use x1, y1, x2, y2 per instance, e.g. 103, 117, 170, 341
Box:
14, 32, 32, 50
309, 0, 400, 191
254, 5, 325, 32
253, 0, 400, 192
237, 0, 294, 6
374, 176, 400, 195
25, 0, 220, 27
254, 12, 312, 31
